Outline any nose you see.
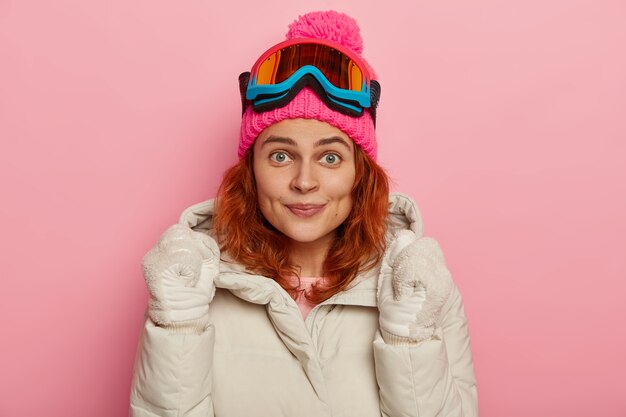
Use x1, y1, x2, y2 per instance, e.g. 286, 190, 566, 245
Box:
290, 161, 319, 193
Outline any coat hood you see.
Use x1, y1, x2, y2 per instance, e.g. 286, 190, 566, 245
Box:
176, 192, 424, 307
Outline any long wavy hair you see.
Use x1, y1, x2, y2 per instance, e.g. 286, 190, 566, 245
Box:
213, 144, 390, 304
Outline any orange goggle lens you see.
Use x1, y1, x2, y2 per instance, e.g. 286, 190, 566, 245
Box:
254, 44, 364, 92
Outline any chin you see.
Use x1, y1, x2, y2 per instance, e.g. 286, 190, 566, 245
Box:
280, 224, 336, 245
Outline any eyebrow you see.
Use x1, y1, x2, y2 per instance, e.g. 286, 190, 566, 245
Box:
315, 137, 352, 150
261, 136, 297, 147
262, 135, 352, 150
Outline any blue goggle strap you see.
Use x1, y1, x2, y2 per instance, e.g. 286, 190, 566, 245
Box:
246, 65, 371, 109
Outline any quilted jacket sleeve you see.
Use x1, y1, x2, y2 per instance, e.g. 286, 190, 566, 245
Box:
373, 283, 478, 417
129, 310, 215, 417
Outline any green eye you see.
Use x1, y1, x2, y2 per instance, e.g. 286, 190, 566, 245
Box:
322, 153, 341, 165
270, 152, 291, 163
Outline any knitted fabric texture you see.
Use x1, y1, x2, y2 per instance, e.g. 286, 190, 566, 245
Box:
238, 10, 378, 161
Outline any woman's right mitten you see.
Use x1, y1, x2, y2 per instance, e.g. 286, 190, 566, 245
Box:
141, 224, 220, 333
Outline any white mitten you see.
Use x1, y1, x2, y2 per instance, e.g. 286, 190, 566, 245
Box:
141, 224, 220, 333
377, 230, 453, 344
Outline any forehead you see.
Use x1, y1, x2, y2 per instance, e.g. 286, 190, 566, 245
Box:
256, 118, 353, 146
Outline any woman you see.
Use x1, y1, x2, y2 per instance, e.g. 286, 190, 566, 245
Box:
130, 10, 478, 417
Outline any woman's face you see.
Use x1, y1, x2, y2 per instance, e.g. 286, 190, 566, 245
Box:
253, 118, 356, 248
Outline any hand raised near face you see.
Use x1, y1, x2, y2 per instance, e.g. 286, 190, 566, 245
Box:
141, 224, 220, 333
377, 230, 453, 344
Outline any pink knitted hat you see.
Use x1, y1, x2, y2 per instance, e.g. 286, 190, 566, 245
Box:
238, 11, 378, 161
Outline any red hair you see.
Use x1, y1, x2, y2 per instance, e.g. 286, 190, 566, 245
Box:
213, 145, 390, 303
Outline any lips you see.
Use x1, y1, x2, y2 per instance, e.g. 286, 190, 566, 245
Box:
285, 203, 326, 218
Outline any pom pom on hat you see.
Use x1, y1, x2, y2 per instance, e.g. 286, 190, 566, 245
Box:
239, 10, 378, 161
286, 10, 363, 54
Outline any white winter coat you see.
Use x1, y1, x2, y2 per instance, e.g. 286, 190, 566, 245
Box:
129, 193, 478, 417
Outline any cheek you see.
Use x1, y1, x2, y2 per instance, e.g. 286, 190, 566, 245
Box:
326, 170, 356, 197
255, 180, 276, 215
254, 180, 277, 226
253, 167, 286, 212
253, 164, 273, 198
325, 171, 355, 220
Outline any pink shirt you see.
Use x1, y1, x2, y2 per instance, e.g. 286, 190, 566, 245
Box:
287, 276, 324, 320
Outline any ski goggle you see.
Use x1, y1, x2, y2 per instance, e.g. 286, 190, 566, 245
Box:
239, 37, 380, 122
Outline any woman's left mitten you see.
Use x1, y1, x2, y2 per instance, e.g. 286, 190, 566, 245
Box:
378, 230, 454, 344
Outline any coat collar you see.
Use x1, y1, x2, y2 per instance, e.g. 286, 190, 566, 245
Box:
213, 258, 379, 307
178, 192, 424, 307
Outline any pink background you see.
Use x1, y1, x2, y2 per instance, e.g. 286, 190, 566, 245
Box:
1, 0, 625, 416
